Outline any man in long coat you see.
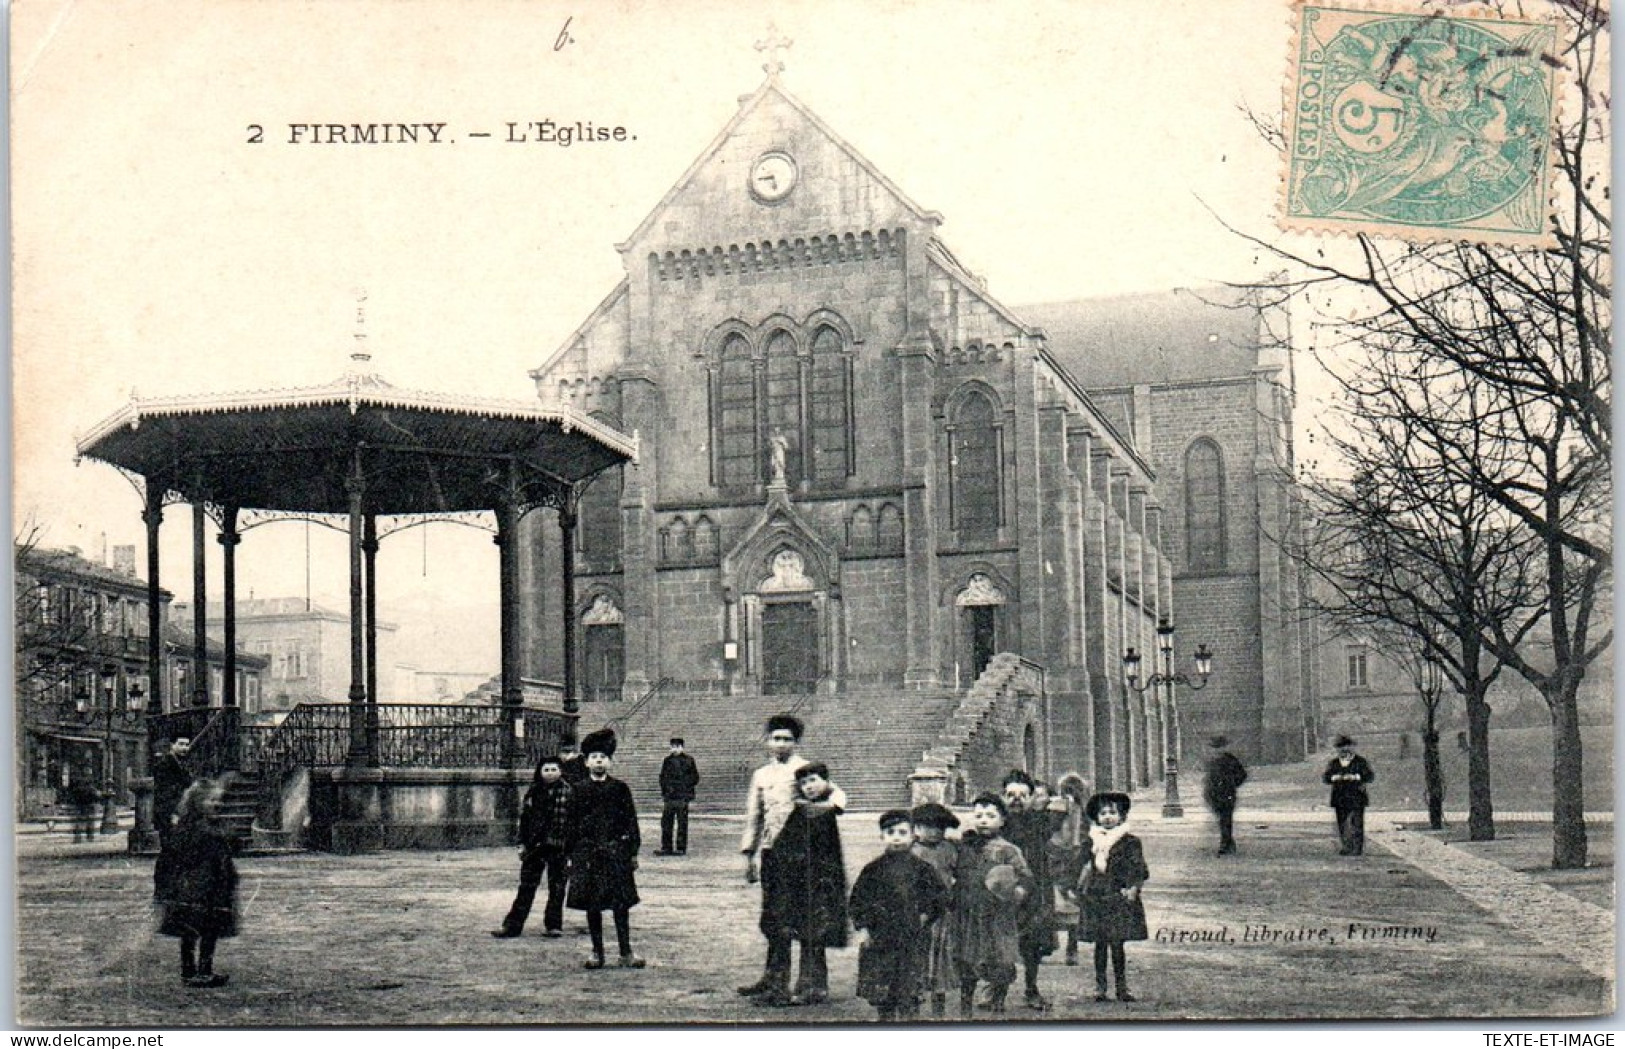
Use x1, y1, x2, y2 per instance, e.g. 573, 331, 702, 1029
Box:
655, 738, 700, 855
151, 738, 193, 849
1323, 735, 1376, 855
1203, 736, 1249, 856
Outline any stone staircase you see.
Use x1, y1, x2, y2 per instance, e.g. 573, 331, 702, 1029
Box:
216, 772, 260, 852
584, 687, 961, 815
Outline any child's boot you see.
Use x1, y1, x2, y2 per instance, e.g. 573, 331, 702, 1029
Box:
931, 992, 946, 1018
1116, 975, 1136, 1002
986, 984, 1008, 1013
1094, 974, 1110, 1002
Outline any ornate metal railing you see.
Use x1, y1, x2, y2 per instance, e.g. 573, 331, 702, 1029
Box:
242, 703, 578, 774
183, 706, 241, 778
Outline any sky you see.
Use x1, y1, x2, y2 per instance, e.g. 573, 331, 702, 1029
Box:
12, 0, 1295, 674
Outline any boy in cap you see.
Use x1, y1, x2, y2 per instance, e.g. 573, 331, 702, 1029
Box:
1323, 736, 1376, 855
656, 737, 700, 856
565, 728, 645, 969
738, 713, 848, 1005
756, 762, 849, 1006
850, 810, 948, 1021
1203, 736, 1249, 856
910, 802, 962, 1017
950, 792, 1031, 1018
1076, 791, 1149, 1002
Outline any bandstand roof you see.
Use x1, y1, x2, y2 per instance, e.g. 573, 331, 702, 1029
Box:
75, 366, 638, 514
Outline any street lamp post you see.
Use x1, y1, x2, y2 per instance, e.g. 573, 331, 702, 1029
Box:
79, 664, 148, 834
1123, 618, 1213, 819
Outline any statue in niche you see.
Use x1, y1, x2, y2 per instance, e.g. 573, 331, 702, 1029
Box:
768, 427, 791, 486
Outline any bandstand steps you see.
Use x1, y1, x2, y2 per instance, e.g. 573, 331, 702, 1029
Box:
217, 773, 261, 853
588, 688, 961, 816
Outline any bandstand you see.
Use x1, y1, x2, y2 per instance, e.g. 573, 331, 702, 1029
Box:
75, 354, 636, 852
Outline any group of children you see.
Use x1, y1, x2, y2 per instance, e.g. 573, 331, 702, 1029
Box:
845, 779, 1150, 1020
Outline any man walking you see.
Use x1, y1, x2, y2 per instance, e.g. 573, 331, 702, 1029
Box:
737, 713, 847, 1006
1202, 735, 1248, 856
1323, 736, 1376, 855
655, 738, 700, 856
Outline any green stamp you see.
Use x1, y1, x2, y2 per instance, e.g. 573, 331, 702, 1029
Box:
1284, 4, 1560, 245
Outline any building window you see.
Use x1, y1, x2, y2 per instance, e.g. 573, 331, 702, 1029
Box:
1347, 646, 1369, 689
710, 318, 855, 491
578, 467, 622, 563
716, 333, 757, 489
949, 390, 1002, 537
1184, 438, 1226, 572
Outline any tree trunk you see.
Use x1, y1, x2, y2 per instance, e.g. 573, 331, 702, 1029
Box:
1421, 728, 1445, 830
1464, 683, 1495, 841
1549, 685, 1588, 869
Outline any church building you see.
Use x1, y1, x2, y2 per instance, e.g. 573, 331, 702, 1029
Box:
518, 69, 1319, 791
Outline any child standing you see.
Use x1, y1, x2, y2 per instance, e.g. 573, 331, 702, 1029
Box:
909, 802, 961, 1017
950, 793, 1032, 1018
1076, 791, 1149, 1003
755, 762, 849, 1006
849, 810, 948, 1021
1052, 772, 1090, 965
153, 779, 238, 988
566, 728, 645, 970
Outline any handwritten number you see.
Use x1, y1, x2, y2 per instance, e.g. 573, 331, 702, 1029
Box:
554, 16, 574, 51
246, 125, 264, 144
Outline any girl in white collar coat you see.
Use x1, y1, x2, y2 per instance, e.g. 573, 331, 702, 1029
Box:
1075, 792, 1149, 1003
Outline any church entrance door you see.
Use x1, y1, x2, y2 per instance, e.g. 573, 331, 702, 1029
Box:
584, 623, 625, 703
969, 605, 997, 682
761, 601, 818, 695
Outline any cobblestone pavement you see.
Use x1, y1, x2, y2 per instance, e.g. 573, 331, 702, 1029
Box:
13, 812, 1612, 1026
1371, 827, 1615, 980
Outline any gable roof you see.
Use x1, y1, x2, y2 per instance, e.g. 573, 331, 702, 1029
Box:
1019, 287, 1262, 390
615, 75, 941, 253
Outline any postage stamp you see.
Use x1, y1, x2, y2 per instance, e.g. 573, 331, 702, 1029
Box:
1282, 2, 1562, 246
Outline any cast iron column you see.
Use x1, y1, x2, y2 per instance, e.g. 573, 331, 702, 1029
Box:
363, 513, 380, 767
345, 450, 370, 768
218, 506, 239, 707
496, 495, 521, 768
191, 499, 209, 707
143, 486, 164, 712
559, 493, 578, 715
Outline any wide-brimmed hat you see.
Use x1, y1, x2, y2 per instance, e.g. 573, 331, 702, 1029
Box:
984, 864, 1023, 903
1334, 735, 1355, 748
1084, 791, 1133, 821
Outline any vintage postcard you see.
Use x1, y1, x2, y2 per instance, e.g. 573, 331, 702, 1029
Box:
10, 0, 1612, 1030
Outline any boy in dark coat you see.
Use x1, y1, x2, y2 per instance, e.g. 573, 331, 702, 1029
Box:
1203, 736, 1249, 856
755, 761, 849, 1006
951, 793, 1032, 1018
566, 728, 645, 969
909, 801, 962, 1017
1076, 791, 1149, 1003
1323, 736, 1376, 855
153, 779, 238, 988
492, 754, 575, 938
655, 738, 700, 855
850, 810, 948, 1021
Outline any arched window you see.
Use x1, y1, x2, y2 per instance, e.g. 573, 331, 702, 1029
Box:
577, 467, 622, 563
717, 334, 757, 489
809, 326, 851, 484
950, 391, 1002, 537
762, 330, 802, 483
1185, 438, 1226, 572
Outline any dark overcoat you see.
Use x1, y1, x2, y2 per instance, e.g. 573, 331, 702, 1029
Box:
1323, 754, 1376, 811
565, 775, 641, 911
759, 802, 849, 947
1006, 807, 1064, 954
1204, 751, 1249, 809
1075, 832, 1149, 943
850, 849, 947, 1006
659, 752, 700, 803
154, 822, 238, 939
151, 755, 192, 830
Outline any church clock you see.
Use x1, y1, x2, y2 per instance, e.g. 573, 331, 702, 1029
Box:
749, 151, 798, 203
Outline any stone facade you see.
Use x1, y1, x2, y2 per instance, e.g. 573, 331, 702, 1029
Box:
519, 76, 1318, 783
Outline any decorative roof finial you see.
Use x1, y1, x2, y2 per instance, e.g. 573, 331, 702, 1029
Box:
755, 23, 793, 79
349, 287, 373, 376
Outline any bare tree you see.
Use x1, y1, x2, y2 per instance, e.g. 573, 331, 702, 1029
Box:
1238, 2, 1610, 867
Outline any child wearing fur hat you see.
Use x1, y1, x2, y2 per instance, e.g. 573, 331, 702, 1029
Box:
1075, 792, 1149, 1003
909, 802, 962, 1017
566, 727, 645, 970
950, 792, 1032, 1018
849, 810, 949, 1021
